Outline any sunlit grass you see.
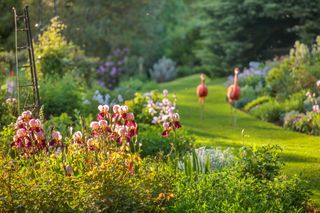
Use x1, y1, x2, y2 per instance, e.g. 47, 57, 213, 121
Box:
160, 75, 320, 204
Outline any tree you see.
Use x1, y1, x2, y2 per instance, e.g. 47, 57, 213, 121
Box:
0, 0, 22, 50
195, 0, 320, 76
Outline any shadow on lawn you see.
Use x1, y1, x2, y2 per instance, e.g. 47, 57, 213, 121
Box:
282, 153, 320, 163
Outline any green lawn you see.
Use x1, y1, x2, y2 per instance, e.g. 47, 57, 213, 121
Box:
160, 75, 320, 204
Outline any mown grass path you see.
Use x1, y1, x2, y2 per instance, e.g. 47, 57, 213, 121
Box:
160, 75, 320, 204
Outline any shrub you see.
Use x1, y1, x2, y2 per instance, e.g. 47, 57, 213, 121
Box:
284, 111, 320, 135
0, 90, 16, 128
149, 57, 177, 83
96, 48, 129, 89
250, 100, 284, 122
138, 124, 194, 157
125, 92, 159, 124
283, 111, 306, 131
266, 61, 295, 100
234, 85, 256, 108
35, 17, 96, 81
40, 74, 83, 117
44, 113, 73, 137
171, 146, 311, 212
243, 96, 272, 112
236, 145, 283, 180
282, 91, 307, 113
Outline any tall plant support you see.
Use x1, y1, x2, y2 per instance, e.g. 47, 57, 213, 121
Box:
13, 6, 40, 116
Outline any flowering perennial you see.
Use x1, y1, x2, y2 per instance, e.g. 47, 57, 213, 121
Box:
146, 90, 182, 137
11, 110, 63, 156
71, 104, 138, 150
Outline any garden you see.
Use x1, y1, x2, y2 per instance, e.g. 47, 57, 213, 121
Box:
1, 0, 320, 212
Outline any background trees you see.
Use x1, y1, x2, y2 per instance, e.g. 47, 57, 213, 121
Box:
195, 0, 320, 76
1, 0, 320, 77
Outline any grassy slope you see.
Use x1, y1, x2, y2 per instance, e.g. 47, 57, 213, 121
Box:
159, 75, 320, 204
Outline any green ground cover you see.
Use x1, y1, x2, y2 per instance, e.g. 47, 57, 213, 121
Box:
160, 75, 320, 204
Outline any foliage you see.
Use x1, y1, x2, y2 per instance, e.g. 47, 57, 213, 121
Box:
266, 41, 317, 100
0, 0, 22, 50
0, 151, 179, 212
40, 73, 83, 117
250, 100, 284, 123
284, 111, 320, 135
171, 146, 311, 212
234, 85, 256, 109
125, 91, 159, 124
138, 123, 194, 157
195, 0, 320, 76
34, 17, 97, 81
44, 113, 73, 137
118, 77, 159, 95
236, 145, 283, 180
149, 57, 177, 83
244, 96, 272, 112
0, 96, 16, 129
282, 91, 307, 113
178, 147, 234, 175
96, 48, 129, 89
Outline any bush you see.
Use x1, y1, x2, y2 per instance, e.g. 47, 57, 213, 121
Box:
35, 17, 97, 82
234, 85, 256, 108
236, 145, 283, 180
0, 153, 179, 212
250, 100, 284, 122
149, 57, 177, 83
282, 91, 307, 113
40, 74, 83, 117
177, 66, 196, 77
125, 92, 158, 124
283, 111, 306, 131
266, 61, 295, 100
243, 96, 272, 112
138, 124, 194, 157
44, 113, 73, 136
96, 48, 129, 89
171, 146, 311, 212
284, 111, 320, 135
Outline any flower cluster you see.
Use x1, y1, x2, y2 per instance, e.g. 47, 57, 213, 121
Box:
5, 98, 17, 105
306, 91, 319, 112
72, 104, 138, 149
146, 90, 181, 137
96, 48, 129, 89
225, 62, 269, 87
11, 111, 63, 156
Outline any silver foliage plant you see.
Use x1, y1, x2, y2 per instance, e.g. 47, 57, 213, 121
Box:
149, 57, 177, 83
178, 147, 234, 174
